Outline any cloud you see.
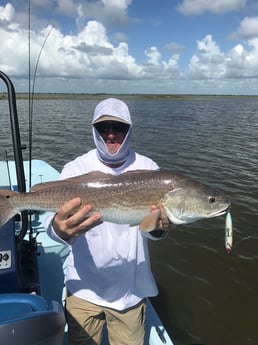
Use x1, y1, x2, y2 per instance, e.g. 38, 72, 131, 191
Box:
229, 16, 258, 39
7, 0, 132, 31
112, 32, 128, 44
93, 42, 142, 80
164, 42, 185, 55
101, 0, 132, 24
187, 34, 258, 80
72, 0, 132, 30
2, 2, 258, 94
0, 3, 15, 22
55, 0, 78, 16
177, 0, 246, 15
188, 35, 225, 79
75, 42, 113, 56
0, 14, 144, 83
225, 39, 258, 78
144, 47, 161, 66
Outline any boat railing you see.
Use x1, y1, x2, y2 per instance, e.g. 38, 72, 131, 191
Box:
0, 70, 28, 239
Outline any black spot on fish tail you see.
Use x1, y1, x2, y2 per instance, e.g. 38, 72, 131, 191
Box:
0, 189, 19, 228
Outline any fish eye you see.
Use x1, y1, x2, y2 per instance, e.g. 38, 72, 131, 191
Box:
209, 196, 216, 204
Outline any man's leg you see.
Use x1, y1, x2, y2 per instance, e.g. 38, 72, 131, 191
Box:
66, 294, 105, 345
105, 299, 146, 345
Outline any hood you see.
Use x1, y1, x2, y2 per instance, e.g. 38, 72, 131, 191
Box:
92, 98, 132, 165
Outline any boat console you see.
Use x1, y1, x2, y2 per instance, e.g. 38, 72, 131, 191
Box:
0, 71, 65, 345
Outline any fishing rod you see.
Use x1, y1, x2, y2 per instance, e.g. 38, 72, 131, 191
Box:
27, 0, 54, 192
0, 0, 53, 240
5, 150, 12, 190
27, 0, 53, 239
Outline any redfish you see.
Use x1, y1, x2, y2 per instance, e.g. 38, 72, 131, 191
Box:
0, 170, 230, 231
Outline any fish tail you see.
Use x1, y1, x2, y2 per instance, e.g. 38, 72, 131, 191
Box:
0, 190, 19, 228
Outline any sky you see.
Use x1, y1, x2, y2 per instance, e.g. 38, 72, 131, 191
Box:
1, 0, 258, 94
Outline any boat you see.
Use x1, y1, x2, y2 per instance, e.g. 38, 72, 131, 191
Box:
0, 70, 174, 345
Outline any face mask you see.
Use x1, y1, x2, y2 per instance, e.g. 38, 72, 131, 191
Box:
91, 98, 133, 165
92, 125, 132, 165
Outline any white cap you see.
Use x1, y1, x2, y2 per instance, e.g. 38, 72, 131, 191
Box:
92, 98, 131, 125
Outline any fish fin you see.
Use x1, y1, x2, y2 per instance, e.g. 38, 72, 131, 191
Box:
121, 170, 152, 176
66, 171, 113, 182
31, 171, 113, 192
0, 190, 19, 228
31, 180, 67, 192
139, 210, 161, 232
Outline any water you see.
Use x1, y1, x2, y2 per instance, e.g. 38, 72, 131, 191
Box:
1, 95, 258, 345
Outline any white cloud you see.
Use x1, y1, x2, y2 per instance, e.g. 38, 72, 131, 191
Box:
188, 35, 225, 79
74, 0, 132, 29
2, 2, 258, 94
102, 0, 132, 17
0, 15, 144, 83
229, 16, 258, 39
7, 0, 132, 29
187, 34, 258, 81
90, 41, 142, 80
163, 55, 183, 79
0, 3, 15, 21
225, 39, 258, 77
177, 0, 246, 15
144, 47, 161, 66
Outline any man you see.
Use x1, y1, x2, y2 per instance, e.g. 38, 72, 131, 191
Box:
45, 98, 168, 345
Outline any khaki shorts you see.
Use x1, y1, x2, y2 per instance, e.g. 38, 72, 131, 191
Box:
65, 294, 146, 345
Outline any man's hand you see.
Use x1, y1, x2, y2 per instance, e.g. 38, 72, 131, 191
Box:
52, 197, 102, 241
150, 204, 170, 231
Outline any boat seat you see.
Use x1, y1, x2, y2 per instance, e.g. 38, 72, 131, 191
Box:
0, 293, 65, 345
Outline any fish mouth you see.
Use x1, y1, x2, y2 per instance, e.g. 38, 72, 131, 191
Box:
207, 205, 231, 218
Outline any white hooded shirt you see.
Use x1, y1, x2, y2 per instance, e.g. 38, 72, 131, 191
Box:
45, 98, 164, 310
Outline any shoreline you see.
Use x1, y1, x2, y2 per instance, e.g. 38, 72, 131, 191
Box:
1, 93, 258, 101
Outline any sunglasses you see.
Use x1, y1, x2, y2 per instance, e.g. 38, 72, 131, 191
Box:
95, 122, 129, 134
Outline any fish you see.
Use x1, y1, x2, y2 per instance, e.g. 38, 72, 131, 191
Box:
225, 211, 233, 253
0, 170, 231, 231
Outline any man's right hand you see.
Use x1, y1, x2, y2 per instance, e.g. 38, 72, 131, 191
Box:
52, 197, 102, 241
